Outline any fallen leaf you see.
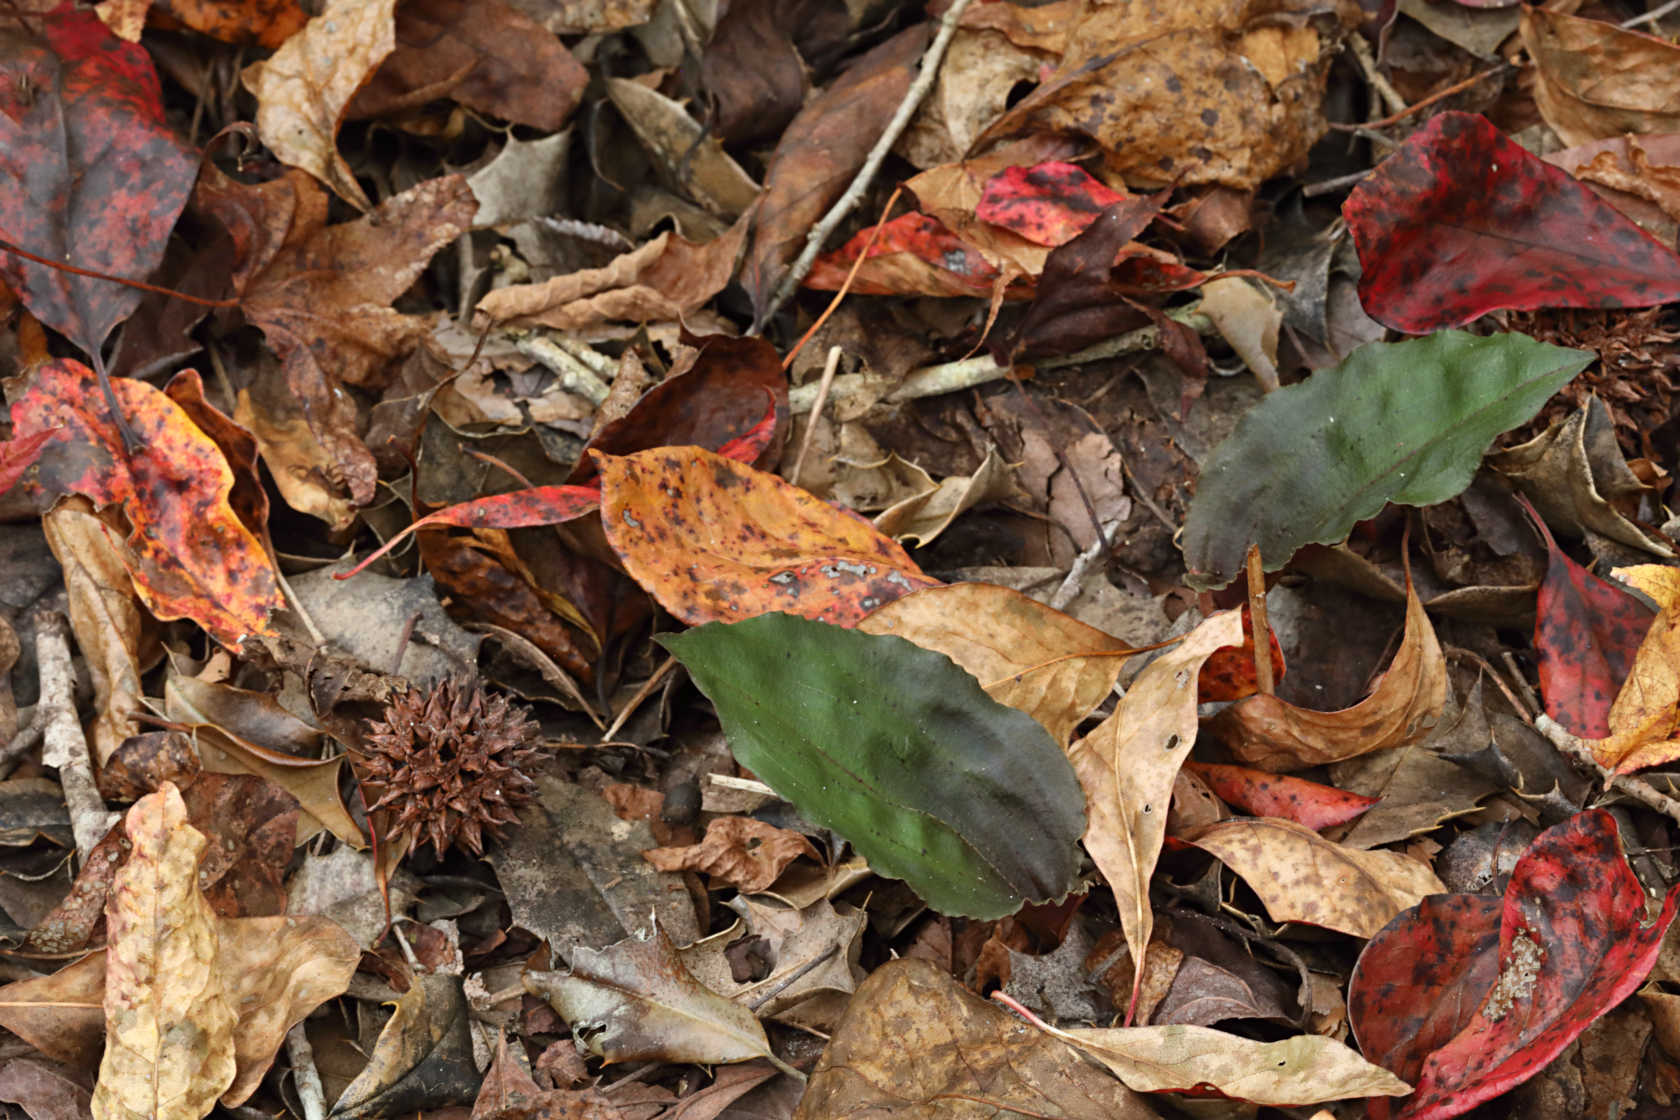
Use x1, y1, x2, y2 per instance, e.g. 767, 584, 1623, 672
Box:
795, 958, 1162, 1120
1524, 496, 1656, 739
1184, 763, 1378, 830
859, 581, 1132, 748
240, 0, 397, 208
1344, 112, 1680, 333
1523, 8, 1680, 147
1067, 609, 1242, 1020
0, 952, 106, 1069
975, 161, 1128, 247
1196, 605, 1288, 702
0, 1, 195, 354
12, 359, 284, 648
605, 77, 760, 219
871, 447, 1022, 548
660, 612, 1087, 919
643, 816, 819, 894
0, 1057, 92, 1120
0, 428, 59, 496
93, 783, 237, 1120
331, 972, 482, 1117
1567, 564, 1680, 773
525, 923, 780, 1067
740, 22, 931, 324
803, 212, 1002, 297
149, 0, 305, 46
599, 445, 938, 627
681, 898, 865, 1028
1186, 816, 1445, 938
1350, 809, 1680, 1120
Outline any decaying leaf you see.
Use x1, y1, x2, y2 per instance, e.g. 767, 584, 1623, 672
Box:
642, 816, 819, 894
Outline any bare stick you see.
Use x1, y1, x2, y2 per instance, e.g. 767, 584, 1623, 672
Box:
286, 1021, 328, 1120
1534, 713, 1680, 828
760, 0, 978, 325
35, 610, 116, 864
1346, 33, 1407, 117
789, 346, 844, 489
1245, 545, 1275, 696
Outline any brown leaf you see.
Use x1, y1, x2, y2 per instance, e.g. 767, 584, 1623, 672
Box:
1208, 566, 1446, 771
643, 816, 818, 893
1186, 816, 1445, 938
1067, 610, 1242, 1020
241, 0, 397, 208
740, 22, 932, 323
1524, 8, 1680, 148
0, 1057, 93, 1120
0, 952, 105, 1069
795, 958, 1162, 1120
859, 582, 1133, 747
93, 783, 237, 1119
347, 0, 586, 130
524, 923, 778, 1067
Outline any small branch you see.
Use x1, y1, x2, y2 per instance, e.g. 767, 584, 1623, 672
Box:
789, 346, 844, 488
1245, 545, 1275, 696
760, 0, 978, 325
286, 1021, 328, 1120
1050, 519, 1124, 612
1346, 33, 1407, 117
512, 332, 612, 405
1534, 713, 1680, 828
34, 610, 116, 864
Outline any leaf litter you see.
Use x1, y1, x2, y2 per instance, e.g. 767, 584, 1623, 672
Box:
8, 1, 1680, 1118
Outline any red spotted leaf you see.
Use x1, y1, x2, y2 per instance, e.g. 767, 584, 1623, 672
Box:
1183, 763, 1377, 831
1197, 605, 1287, 702
976, 161, 1128, 247
0, 428, 60, 496
1523, 496, 1655, 738
598, 445, 939, 627
11, 359, 284, 647
1345, 112, 1680, 333
803, 212, 1001, 297
1350, 809, 1680, 1120
0, 2, 196, 352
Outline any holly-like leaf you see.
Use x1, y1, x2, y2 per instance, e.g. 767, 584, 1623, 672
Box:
1181, 330, 1592, 590
11, 359, 284, 648
659, 612, 1087, 919
1525, 498, 1656, 738
1350, 809, 1680, 1120
1184, 763, 1378, 830
976, 161, 1129, 247
0, 1, 195, 353
599, 445, 938, 627
1344, 111, 1680, 333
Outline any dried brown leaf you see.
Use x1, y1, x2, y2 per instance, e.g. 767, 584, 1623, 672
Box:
643, 817, 818, 894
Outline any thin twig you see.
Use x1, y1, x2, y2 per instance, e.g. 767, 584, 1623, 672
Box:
1534, 713, 1680, 827
789, 346, 844, 489
35, 610, 116, 865
1050, 518, 1124, 612
1302, 168, 1374, 198
759, 0, 978, 326
1346, 33, 1407, 116
602, 656, 678, 742
285, 1021, 328, 1120
1622, 0, 1680, 28
1329, 64, 1508, 132
1245, 545, 1275, 696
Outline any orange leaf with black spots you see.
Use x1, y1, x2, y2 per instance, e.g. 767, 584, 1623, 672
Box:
597, 445, 938, 627
0, 428, 59, 497
9, 359, 284, 648
1523, 495, 1656, 738
1183, 762, 1376, 831
1197, 605, 1286, 702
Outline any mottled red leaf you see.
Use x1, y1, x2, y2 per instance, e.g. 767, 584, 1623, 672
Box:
0, 428, 59, 496
803, 213, 1001, 297
976, 161, 1128, 247
1183, 763, 1376, 831
598, 445, 939, 626
10, 359, 284, 647
1524, 496, 1655, 738
1197, 605, 1287, 702
0, 2, 195, 352
338, 484, 602, 580
1350, 809, 1680, 1120
1344, 111, 1680, 333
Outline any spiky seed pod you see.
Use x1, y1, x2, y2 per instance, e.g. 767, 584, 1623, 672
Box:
359, 677, 541, 858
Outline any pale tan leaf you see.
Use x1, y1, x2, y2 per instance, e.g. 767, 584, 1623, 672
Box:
860, 582, 1133, 748
1187, 816, 1445, 938
1067, 609, 1242, 1017
92, 783, 236, 1120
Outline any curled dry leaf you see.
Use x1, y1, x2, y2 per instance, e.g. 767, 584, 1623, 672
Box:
1068, 609, 1243, 1020
1569, 565, 1680, 773
1208, 564, 1445, 771
642, 816, 820, 894
1523, 8, 1680, 147
598, 446, 938, 627
859, 581, 1133, 748
93, 782, 237, 1120
1186, 816, 1445, 938
524, 923, 779, 1068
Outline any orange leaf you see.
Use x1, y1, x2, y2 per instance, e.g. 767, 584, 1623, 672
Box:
11, 359, 283, 647
597, 445, 938, 626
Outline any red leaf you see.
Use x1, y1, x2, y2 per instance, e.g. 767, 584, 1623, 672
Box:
1344, 112, 1680, 333
803, 213, 1000, 297
1197, 605, 1287, 701
975, 161, 1128, 247
1523, 496, 1655, 738
335, 485, 603, 580
1183, 763, 1377, 831
1349, 809, 1680, 1120
0, 428, 60, 497
0, 2, 195, 352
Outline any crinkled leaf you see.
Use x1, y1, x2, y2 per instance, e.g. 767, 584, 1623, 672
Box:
1345, 111, 1680, 333
1181, 330, 1592, 589
659, 612, 1086, 919
0, 2, 195, 352
600, 446, 937, 627
1350, 809, 1680, 1120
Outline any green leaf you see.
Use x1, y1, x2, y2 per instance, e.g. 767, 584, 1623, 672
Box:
658, 613, 1086, 919
1182, 330, 1591, 590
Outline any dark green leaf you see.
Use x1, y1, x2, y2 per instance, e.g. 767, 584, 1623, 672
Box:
658, 613, 1085, 919
1182, 330, 1591, 590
